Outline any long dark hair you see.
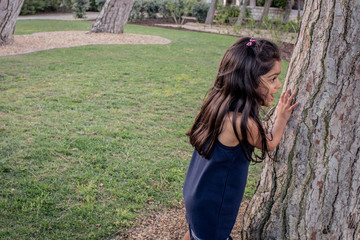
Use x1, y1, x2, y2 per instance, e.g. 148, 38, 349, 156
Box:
186, 37, 280, 162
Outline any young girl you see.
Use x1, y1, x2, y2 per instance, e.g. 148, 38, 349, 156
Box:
182, 37, 299, 240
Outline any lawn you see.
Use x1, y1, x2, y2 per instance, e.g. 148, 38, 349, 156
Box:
0, 20, 289, 239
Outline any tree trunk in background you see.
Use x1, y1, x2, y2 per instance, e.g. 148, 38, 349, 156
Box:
283, 0, 293, 22
257, 0, 272, 27
225, 0, 232, 7
89, 0, 134, 34
236, 0, 249, 26
0, 0, 24, 46
297, 0, 301, 18
241, 0, 360, 239
205, 0, 217, 25
249, 0, 256, 6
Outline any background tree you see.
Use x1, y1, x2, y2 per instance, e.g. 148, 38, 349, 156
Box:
257, 0, 272, 27
241, 0, 360, 239
236, 0, 249, 26
89, 0, 134, 33
296, 0, 302, 18
283, 0, 293, 22
0, 0, 24, 46
205, 0, 217, 25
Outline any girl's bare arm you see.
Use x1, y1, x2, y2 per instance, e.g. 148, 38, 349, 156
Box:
248, 90, 299, 151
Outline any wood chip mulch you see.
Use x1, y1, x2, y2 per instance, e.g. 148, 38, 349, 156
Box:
0, 31, 171, 56
115, 200, 249, 240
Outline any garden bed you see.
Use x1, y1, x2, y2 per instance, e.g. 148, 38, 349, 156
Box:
131, 18, 295, 61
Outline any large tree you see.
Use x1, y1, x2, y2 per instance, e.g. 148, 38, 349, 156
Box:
0, 0, 24, 46
236, 0, 249, 26
89, 0, 134, 34
257, 0, 272, 28
205, 0, 217, 25
241, 0, 360, 239
283, 0, 293, 22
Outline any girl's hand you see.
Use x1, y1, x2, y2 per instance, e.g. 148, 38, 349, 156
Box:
276, 89, 300, 122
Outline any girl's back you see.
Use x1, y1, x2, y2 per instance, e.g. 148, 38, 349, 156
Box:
183, 140, 250, 239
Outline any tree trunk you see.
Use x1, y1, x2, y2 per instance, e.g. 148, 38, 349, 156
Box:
0, 0, 24, 46
297, 0, 301, 18
283, 0, 293, 22
249, 0, 256, 7
89, 0, 134, 34
225, 0, 232, 7
257, 0, 272, 28
236, 0, 249, 26
241, 0, 360, 239
205, 0, 217, 25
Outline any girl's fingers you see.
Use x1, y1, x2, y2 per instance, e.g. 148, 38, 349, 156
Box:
280, 90, 290, 103
289, 102, 300, 111
280, 91, 285, 103
287, 90, 297, 105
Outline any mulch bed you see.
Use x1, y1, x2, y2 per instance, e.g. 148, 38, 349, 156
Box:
130, 18, 295, 61
115, 200, 249, 240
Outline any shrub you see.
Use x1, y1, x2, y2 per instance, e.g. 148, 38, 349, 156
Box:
184, 0, 196, 16
192, 1, 210, 23
284, 20, 300, 33
20, 0, 62, 15
262, 16, 300, 33
72, 0, 89, 18
129, 0, 199, 23
129, 0, 162, 21
96, 0, 106, 11
245, 6, 252, 18
87, 0, 98, 11
165, 0, 185, 24
257, 0, 287, 9
158, 0, 172, 20
129, 0, 147, 21
215, 6, 239, 25
144, 0, 162, 18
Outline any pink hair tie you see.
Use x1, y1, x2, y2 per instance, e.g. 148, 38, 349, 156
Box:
246, 38, 256, 46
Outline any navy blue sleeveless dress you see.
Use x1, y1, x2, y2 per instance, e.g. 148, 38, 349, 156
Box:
183, 140, 250, 240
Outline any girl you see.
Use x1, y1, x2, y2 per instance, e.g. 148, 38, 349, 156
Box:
182, 37, 299, 240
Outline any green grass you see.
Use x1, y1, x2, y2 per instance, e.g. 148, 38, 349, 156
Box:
0, 20, 288, 239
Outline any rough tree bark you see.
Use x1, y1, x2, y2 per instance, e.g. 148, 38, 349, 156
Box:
257, 0, 272, 28
241, 0, 360, 239
89, 0, 134, 34
205, 0, 217, 25
0, 0, 24, 46
283, 0, 293, 22
236, 0, 249, 26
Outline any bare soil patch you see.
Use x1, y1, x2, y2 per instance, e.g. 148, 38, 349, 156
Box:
0, 31, 171, 56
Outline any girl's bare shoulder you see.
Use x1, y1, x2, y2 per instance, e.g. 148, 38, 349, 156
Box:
218, 112, 242, 147
218, 112, 259, 147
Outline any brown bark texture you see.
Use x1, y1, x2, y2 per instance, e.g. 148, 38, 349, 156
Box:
241, 0, 360, 239
205, 0, 217, 25
89, 0, 134, 34
283, 0, 294, 22
236, 0, 249, 26
0, 0, 24, 46
257, 0, 272, 27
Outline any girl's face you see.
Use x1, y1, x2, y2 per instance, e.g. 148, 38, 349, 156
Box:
258, 60, 282, 107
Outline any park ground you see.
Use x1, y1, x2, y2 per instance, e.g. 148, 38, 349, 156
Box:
1, 14, 294, 239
